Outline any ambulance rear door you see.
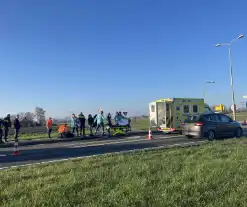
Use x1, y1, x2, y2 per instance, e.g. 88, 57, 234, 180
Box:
173, 99, 183, 130
149, 102, 157, 127
157, 102, 166, 127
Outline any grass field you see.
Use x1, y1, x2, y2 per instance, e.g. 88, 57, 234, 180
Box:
8, 118, 150, 140
1, 138, 247, 206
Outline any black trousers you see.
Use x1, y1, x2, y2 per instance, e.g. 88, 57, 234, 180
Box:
14, 129, 20, 141
4, 127, 9, 141
0, 129, 2, 142
47, 128, 52, 138
88, 125, 93, 135
79, 125, 85, 136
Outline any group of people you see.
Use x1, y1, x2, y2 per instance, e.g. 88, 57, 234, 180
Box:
0, 110, 131, 143
58, 110, 131, 138
0, 114, 21, 143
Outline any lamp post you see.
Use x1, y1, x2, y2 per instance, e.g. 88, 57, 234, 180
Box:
215, 34, 244, 121
203, 81, 215, 100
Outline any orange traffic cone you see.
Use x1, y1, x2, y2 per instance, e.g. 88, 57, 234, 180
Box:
12, 141, 20, 156
148, 128, 153, 140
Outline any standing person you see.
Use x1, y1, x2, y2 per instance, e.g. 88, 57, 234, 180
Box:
93, 114, 97, 127
0, 119, 3, 144
114, 112, 120, 125
88, 114, 94, 136
46, 117, 53, 138
94, 111, 105, 136
13, 114, 21, 142
71, 114, 79, 136
3, 114, 11, 142
78, 112, 86, 137
107, 113, 112, 126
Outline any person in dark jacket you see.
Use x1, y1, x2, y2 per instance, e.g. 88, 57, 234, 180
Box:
3, 114, 11, 142
107, 113, 112, 126
93, 114, 97, 128
78, 112, 86, 137
13, 114, 21, 142
0, 119, 3, 144
88, 114, 94, 136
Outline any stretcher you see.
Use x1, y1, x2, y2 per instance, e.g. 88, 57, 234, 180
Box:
106, 119, 131, 137
106, 125, 130, 137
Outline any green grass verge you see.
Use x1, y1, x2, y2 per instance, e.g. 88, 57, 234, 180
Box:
9, 119, 150, 140
1, 138, 247, 206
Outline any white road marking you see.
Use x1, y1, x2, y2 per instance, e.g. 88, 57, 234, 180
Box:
0, 140, 208, 171
0, 154, 6, 157
66, 136, 141, 146
69, 135, 184, 148
67, 135, 183, 146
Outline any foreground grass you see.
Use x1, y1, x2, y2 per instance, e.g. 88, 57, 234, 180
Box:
1, 139, 247, 206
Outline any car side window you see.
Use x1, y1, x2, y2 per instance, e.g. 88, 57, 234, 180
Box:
212, 114, 220, 122
203, 115, 212, 121
204, 114, 219, 122
219, 115, 231, 123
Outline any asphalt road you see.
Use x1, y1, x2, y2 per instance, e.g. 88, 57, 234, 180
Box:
1, 127, 247, 170
0, 133, 207, 170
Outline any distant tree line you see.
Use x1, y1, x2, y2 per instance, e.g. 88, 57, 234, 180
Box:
0, 112, 39, 127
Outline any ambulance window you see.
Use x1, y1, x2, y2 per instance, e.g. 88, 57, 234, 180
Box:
193, 105, 198, 113
151, 105, 155, 112
183, 105, 189, 113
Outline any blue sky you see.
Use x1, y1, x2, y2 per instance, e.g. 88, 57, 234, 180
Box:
0, 0, 247, 118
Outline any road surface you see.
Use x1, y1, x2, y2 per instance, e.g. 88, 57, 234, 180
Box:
0, 133, 207, 170
1, 127, 246, 170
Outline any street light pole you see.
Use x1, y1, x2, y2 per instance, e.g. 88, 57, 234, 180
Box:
228, 45, 236, 121
215, 34, 244, 121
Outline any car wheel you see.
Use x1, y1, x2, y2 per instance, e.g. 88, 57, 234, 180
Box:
235, 128, 243, 138
207, 130, 215, 141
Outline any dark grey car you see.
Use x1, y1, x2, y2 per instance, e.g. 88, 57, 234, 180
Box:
182, 113, 243, 140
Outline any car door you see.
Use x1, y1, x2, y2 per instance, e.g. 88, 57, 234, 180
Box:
203, 114, 220, 136
217, 114, 232, 136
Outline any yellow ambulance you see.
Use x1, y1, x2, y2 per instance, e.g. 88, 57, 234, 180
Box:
149, 98, 213, 133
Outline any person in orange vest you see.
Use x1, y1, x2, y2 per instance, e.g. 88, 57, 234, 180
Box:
46, 117, 53, 138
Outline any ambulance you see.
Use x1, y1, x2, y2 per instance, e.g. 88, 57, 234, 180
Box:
149, 98, 213, 133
